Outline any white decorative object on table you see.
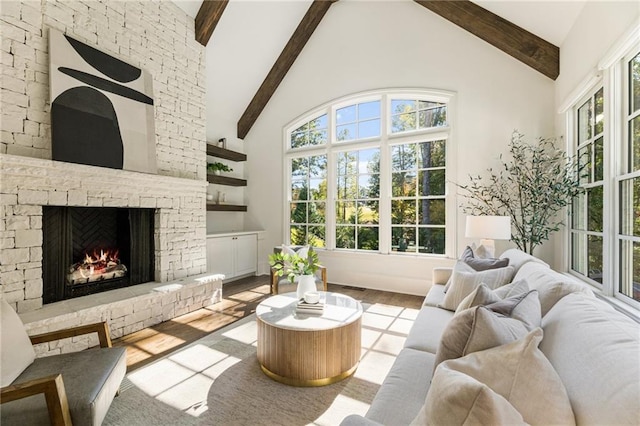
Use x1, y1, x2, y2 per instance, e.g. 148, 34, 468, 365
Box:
297, 275, 316, 300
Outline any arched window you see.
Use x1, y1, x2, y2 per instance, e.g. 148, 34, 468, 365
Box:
284, 89, 454, 256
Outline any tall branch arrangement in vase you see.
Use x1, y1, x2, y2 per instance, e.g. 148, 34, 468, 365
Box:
458, 131, 584, 255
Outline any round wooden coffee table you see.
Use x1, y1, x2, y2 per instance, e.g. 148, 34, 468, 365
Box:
256, 291, 363, 387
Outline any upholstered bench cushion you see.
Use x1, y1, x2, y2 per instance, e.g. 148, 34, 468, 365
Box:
364, 348, 435, 426
1, 347, 127, 426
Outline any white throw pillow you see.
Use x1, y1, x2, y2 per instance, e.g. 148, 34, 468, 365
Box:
439, 262, 515, 311
0, 299, 36, 387
440, 328, 576, 425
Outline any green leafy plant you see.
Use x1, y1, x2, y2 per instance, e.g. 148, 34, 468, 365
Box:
268, 250, 321, 284
458, 131, 584, 254
207, 162, 233, 173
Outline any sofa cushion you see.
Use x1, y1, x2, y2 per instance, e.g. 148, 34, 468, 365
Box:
427, 329, 575, 425
461, 246, 509, 271
540, 293, 640, 425
1, 347, 127, 426
439, 262, 515, 311
0, 299, 35, 387
412, 362, 525, 426
365, 348, 435, 426
515, 262, 592, 316
500, 248, 548, 273
434, 306, 527, 367
403, 306, 454, 353
422, 284, 446, 307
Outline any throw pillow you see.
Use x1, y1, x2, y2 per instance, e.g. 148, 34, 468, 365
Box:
461, 245, 509, 271
454, 283, 501, 315
441, 328, 576, 425
439, 262, 515, 311
434, 290, 540, 367
411, 364, 526, 426
493, 279, 529, 299
0, 299, 36, 387
281, 244, 309, 259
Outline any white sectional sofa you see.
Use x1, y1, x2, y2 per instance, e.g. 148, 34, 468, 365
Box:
342, 249, 640, 425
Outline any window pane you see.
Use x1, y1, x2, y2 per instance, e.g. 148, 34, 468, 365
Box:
309, 130, 327, 146
577, 98, 592, 143
358, 119, 380, 138
308, 225, 325, 248
358, 174, 378, 198
594, 88, 604, 135
418, 199, 445, 225
392, 226, 416, 253
418, 228, 445, 254
588, 235, 603, 283
619, 177, 640, 237
391, 200, 416, 225
309, 155, 327, 178
290, 202, 307, 224
392, 171, 416, 197
291, 180, 306, 201
291, 131, 307, 148
631, 116, 640, 172
337, 175, 357, 199
336, 201, 356, 224
594, 137, 604, 181
418, 100, 443, 110
418, 140, 446, 168
392, 145, 417, 171
337, 123, 356, 141
391, 112, 416, 133
571, 232, 587, 275
337, 152, 357, 176
419, 107, 447, 128
359, 101, 380, 120
311, 114, 328, 130
292, 157, 308, 178
357, 226, 379, 250
336, 226, 355, 249
619, 240, 640, 302
631, 52, 640, 114
587, 186, 603, 232
578, 145, 591, 184
358, 200, 379, 224
309, 202, 325, 223
391, 99, 416, 113
418, 170, 445, 196
290, 225, 306, 245
309, 178, 326, 200
572, 190, 586, 230
293, 123, 308, 134
336, 105, 356, 125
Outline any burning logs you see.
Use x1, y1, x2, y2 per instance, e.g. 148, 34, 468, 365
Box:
67, 249, 127, 285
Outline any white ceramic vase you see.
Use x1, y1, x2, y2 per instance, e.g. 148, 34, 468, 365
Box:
296, 275, 316, 300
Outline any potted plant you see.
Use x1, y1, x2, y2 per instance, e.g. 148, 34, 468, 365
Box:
457, 131, 584, 254
207, 162, 233, 175
269, 249, 322, 299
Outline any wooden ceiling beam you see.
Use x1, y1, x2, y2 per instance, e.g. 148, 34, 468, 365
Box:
195, 0, 229, 46
414, 0, 559, 80
237, 0, 337, 140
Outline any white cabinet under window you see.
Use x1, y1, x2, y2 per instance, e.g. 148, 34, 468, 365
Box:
206, 232, 257, 280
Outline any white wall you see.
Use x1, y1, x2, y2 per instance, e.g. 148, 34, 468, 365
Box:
212, 0, 554, 296
551, 1, 639, 271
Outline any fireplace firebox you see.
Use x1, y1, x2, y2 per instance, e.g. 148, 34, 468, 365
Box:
42, 206, 155, 304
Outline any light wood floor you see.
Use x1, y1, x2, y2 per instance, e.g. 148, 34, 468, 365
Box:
113, 275, 424, 372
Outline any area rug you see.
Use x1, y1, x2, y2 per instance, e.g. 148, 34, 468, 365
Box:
104, 302, 418, 426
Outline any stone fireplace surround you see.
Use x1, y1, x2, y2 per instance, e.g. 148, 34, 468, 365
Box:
1, 153, 222, 356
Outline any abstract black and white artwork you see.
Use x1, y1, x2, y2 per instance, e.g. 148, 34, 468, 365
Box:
49, 29, 157, 174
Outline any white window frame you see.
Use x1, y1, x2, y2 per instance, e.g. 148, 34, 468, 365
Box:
562, 22, 640, 312
282, 88, 456, 257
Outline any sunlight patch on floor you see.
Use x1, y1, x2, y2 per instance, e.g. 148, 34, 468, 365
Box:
361, 311, 395, 330
354, 351, 397, 385
372, 333, 406, 356
313, 394, 371, 426
222, 319, 258, 345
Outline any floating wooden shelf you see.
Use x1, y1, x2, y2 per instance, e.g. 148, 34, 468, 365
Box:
206, 203, 247, 212
207, 174, 247, 187
206, 145, 247, 162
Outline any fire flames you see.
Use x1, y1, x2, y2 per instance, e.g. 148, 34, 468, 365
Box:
67, 248, 127, 285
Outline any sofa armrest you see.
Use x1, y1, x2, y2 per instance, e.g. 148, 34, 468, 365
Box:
29, 321, 112, 348
340, 414, 384, 426
432, 267, 453, 285
1, 374, 72, 426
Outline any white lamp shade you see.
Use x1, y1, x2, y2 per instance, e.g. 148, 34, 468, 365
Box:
465, 216, 511, 240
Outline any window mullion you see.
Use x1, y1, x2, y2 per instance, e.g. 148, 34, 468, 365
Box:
379, 95, 391, 254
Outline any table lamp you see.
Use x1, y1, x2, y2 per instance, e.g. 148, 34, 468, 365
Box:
465, 215, 511, 258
